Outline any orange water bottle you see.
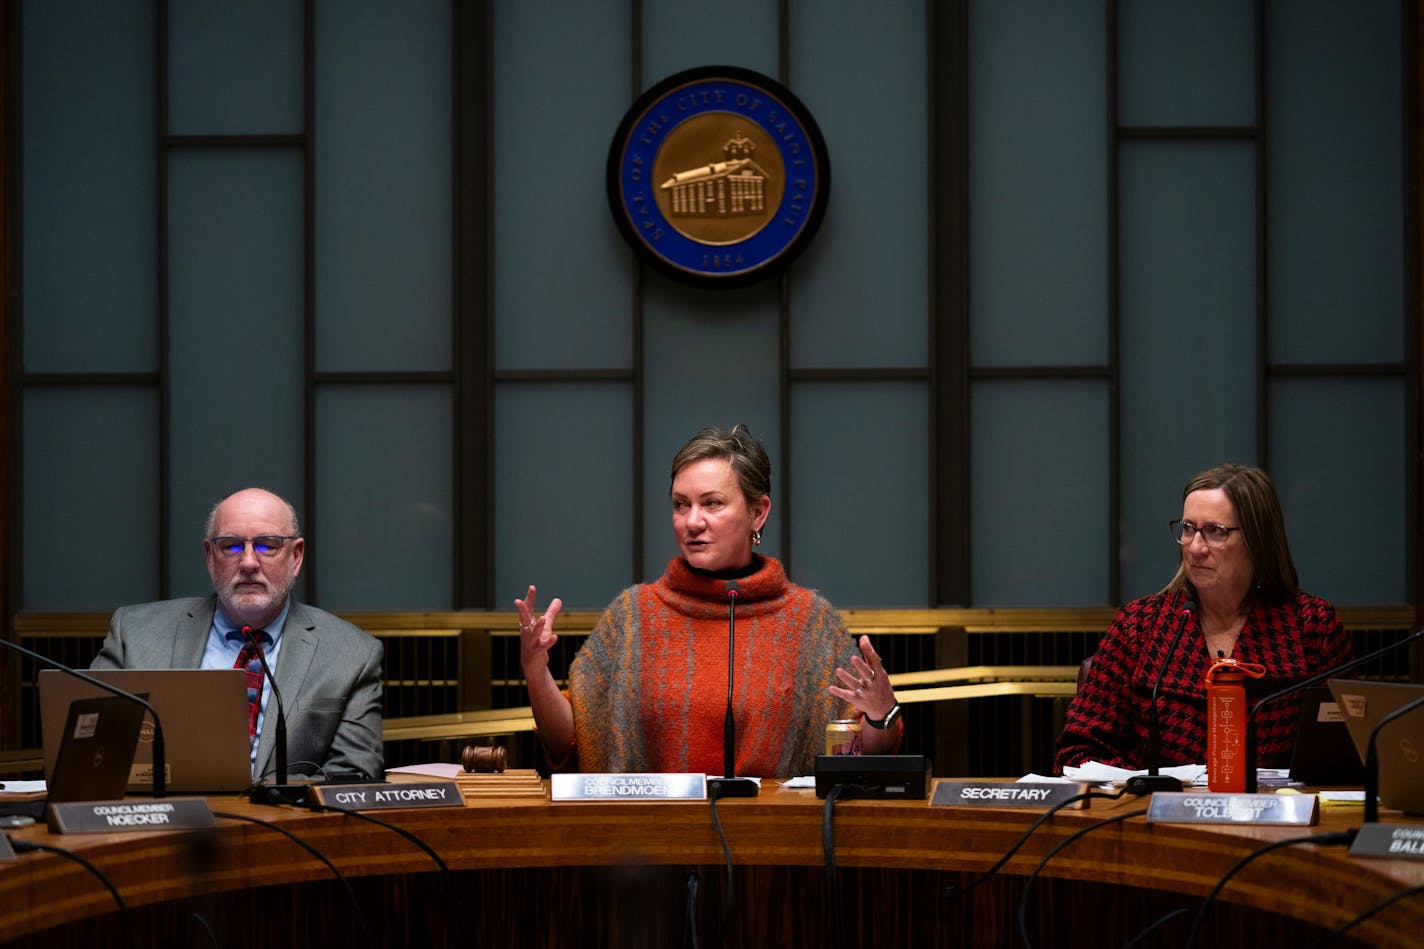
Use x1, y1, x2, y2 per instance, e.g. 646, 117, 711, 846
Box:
1205, 657, 1266, 792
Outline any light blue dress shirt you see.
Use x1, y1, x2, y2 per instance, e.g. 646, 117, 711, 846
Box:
200, 599, 291, 775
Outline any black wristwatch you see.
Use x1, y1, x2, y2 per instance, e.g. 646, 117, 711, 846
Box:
864, 704, 902, 730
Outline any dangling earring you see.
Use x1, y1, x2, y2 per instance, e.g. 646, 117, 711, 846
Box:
751, 530, 763, 546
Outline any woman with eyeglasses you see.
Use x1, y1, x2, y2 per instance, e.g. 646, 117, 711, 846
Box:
1055, 463, 1352, 773
515, 424, 903, 777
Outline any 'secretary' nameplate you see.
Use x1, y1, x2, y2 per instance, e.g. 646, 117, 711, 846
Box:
551, 773, 707, 801
47, 798, 215, 834
308, 781, 465, 810
932, 782, 1089, 809
1146, 792, 1319, 825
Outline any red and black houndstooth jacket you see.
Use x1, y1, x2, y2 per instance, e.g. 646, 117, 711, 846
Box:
1055, 590, 1352, 773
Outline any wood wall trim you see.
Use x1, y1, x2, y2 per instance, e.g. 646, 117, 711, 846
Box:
12, 604, 1416, 637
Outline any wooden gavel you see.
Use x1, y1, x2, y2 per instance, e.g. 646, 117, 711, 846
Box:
462, 744, 508, 773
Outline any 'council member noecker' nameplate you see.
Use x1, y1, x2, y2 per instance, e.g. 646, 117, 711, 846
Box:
308, 781, 464, 811
1350, 823, 1424, 860
932, 782, 1089, 809
1147, 792, 1319, 826
48, 798, 215, 834
551, 773, 707, 801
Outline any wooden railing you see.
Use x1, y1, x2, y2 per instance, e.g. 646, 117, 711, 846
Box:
6, 604, 1416, 776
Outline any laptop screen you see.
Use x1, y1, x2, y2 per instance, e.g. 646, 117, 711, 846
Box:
39, 669, 253, 794
1327, 679, 1424, 815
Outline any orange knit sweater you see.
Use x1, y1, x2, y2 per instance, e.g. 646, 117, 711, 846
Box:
566, 556, 858, 776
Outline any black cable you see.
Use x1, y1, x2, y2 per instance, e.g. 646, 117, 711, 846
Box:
257, 759, 322, 783
707, 783, 739, 945
1118, 908, 1189, 948
10, 837, 135, 949
1313, 881, 1424, 947
1181, 830, 1357, 948
821, 784, 849, 949
684, 869, 702, 949
944, 785, 1130, 900
211, 810, 373, 949
189, 909, 222, 949
302, 800, 448, 873
1016, 807, 1148, 949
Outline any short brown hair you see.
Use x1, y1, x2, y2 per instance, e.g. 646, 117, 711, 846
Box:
1163, 463, 1300, 605
669, 424, 771, 508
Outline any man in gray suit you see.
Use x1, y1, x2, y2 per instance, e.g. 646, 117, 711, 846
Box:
92, 487, 384, 781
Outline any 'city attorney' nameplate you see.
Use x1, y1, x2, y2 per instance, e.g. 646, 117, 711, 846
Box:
1146, 792, 1318, 826
552, 773, 707, 801
48, 798, 215, 834
1349, 823, 1424, 860
309, 781, 464, 811
932, 782, 1089, 809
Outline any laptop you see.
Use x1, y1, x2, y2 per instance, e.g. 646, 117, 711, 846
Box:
46, 694, 147, 803
39, 669, 253, 794
1287, 686, 1366, 786
1327, 679, 1424, 815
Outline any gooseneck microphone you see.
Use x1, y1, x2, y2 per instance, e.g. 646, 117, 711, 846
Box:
1242, 626, 1424, 793
240, 626, 308, 806
1126, 599, 1197, 796
1364, 694, 1424, 824
0, 638, 167, 798
708, 581, 757, 799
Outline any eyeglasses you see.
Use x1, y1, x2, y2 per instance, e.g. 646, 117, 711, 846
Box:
208, 535, 301, 559
1169, 519, 1241, 547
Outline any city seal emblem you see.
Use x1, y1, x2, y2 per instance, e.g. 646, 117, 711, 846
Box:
607, 65, 830, 288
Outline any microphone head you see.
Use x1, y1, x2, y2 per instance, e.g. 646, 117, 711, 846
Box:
1182, 599, 1197, 616
726, 580, 740, 599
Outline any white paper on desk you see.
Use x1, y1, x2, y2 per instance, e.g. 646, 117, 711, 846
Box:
1064, 761, 1207, 786
386, 762, 465, 780
0, 780, 47, 794
1319, 790, 1366, 804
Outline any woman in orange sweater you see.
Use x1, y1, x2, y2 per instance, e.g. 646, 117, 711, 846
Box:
517, 424, 902, 775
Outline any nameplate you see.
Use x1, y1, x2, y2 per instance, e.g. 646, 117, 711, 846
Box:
1349, 823, 1424, 860
932, 781, 1089, 809
1146, 792, 1319, 826
0, 833, 15, 861
551, 773, 707, 801
47, 798, 215, 834
308, 781, 465, 810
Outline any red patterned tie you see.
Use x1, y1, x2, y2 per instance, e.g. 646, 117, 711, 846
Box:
233, 627, 267, 739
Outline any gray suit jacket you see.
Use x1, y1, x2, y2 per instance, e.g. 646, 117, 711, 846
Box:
92, 595, 385, 781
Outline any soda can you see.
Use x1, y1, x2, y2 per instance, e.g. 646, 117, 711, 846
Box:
825, 719, 863, 756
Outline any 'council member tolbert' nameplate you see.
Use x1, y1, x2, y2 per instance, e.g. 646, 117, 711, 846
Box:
932, 782, 1089, 809
551, 773, 707, 801
308, 781, 465, 810
1146, 792, 1319, 826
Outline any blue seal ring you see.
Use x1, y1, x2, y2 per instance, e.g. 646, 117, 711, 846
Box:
607, 66, 830, 288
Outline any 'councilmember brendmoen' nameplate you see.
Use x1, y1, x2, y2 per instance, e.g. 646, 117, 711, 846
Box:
308, 781, 465, 811
1350, 823, 1424, 860
932, 782, 1090, 809
1146, 792, 1319, 826
47, 798, 215, 834
551, 773, 708, 801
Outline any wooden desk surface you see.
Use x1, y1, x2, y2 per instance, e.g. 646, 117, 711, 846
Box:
3, 777, 1421, 947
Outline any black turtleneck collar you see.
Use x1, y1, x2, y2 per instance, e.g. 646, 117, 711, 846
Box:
685, 553, 763, 582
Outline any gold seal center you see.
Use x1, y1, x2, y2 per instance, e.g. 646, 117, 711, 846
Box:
653, 113, 784, 247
